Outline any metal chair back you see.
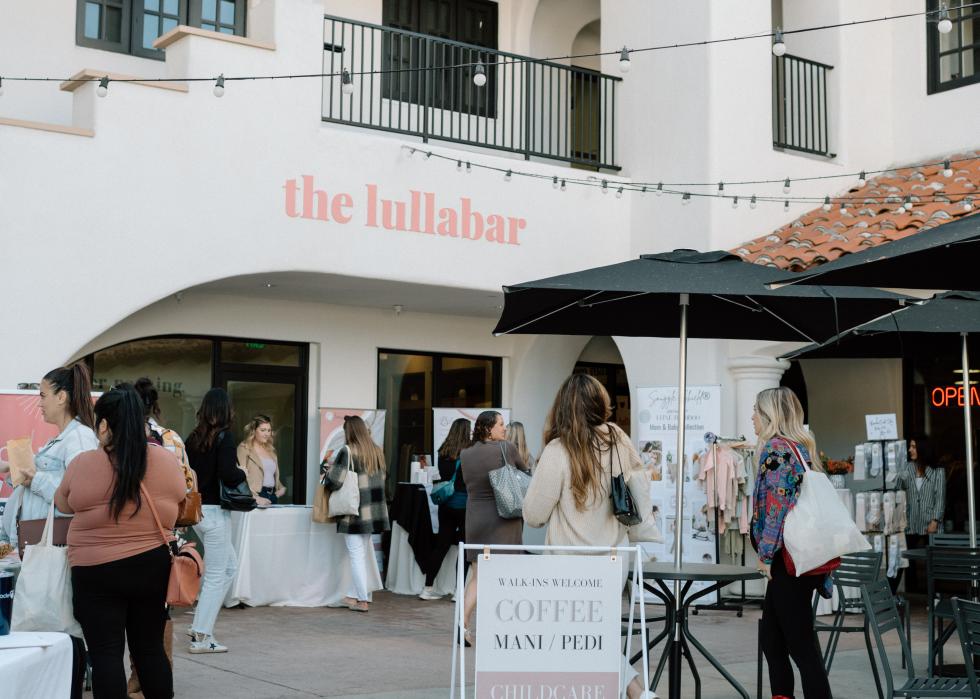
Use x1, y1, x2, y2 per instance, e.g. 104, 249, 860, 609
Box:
832, 550, 882, 609
861, 578, 915, 697
930, 533, 971, 547
952, 597, 980, 697
927, 547, 980, 597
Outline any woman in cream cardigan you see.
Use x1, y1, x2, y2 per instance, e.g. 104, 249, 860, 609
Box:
237, 415, 286, 506
523, 373, 656, 699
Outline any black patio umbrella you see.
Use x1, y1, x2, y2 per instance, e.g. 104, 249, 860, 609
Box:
768, 211, 980, 294
496, 251, 905, 537
783, 292, 980, 546
769, 214, 980, 547
494, 249, 905, 697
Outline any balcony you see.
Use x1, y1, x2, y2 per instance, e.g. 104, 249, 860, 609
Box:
322, 15, 621, 171
773, 54, 835, 157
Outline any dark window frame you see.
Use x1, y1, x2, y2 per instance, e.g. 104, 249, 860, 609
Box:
75, 0, 246, 60
926, 0, 980, 94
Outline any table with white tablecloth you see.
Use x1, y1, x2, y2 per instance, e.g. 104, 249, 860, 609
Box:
0, 632, 73, 698
224, 506, 382, 608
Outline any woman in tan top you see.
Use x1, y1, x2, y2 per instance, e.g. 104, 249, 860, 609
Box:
238, 414, 286, 505
55, 384, 185, 699
523, 374, 654, 699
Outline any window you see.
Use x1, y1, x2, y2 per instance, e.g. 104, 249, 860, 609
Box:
927, 0, 980, 93
377, 349, 501, 492
381, 0, 498, 117
76, 0, 246, 59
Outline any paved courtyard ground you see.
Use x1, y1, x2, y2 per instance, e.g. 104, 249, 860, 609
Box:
141, 590, 959, 699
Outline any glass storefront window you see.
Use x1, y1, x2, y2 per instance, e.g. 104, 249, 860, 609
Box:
378, 350, 500, 492
92, 338, 212, 439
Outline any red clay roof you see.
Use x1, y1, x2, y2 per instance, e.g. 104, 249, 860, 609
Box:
733, 152, 980, 271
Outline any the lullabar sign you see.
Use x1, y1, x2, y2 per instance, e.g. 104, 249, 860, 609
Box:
283, 176, 527, 245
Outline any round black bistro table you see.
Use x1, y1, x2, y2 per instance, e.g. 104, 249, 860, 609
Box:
901, 547, 926, 562
637, 562, 762, 699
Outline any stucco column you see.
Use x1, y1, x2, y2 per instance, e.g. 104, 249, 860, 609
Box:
724, 355, 790, 591
727, 355, 791, 441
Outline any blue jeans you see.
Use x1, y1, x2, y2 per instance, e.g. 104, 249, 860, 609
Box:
259, 487, 278, 504
191, 505, 238, 636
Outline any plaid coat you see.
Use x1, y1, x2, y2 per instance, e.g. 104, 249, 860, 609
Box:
321, 446, 389, 535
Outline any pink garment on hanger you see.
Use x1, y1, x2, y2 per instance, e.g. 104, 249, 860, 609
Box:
698, 445, 740, 534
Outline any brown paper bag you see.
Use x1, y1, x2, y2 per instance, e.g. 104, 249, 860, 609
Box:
312, 483, 335, 523
6, 437, 35, 487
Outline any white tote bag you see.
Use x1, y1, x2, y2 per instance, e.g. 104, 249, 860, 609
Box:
11, 503, 82, 636
782, 441, 870, 576
328, 446, 360, 517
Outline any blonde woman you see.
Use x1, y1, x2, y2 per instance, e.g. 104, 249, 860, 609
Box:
751, 387, 831, 699
238, 415, 285, 506
506, 421, 535, 472
523, 374, 654, 699
322, 415, 389, 612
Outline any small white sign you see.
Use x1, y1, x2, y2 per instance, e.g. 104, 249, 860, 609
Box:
865, 413, 898, 441
475, 554, 622, 699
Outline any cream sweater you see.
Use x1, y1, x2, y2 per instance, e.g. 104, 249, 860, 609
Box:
523, 424, 651, 548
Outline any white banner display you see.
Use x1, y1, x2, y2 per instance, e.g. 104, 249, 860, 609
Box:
474, 553, 623, 699
635, 385, 722, 602
433, 408, 511, 455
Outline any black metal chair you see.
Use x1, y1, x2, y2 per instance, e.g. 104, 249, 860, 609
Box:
814, 550, 883, 675
952, 597, 980, 696
930, 532, 972, 547
926, 547, 980, 676
862, 578, 972, 696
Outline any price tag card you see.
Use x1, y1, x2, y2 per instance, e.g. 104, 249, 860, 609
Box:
865, 414, 898, 441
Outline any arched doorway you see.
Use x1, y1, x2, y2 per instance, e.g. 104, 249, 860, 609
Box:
574, 336, 630, 434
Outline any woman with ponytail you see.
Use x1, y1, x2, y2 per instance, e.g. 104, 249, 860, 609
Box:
54, 384, 185, 698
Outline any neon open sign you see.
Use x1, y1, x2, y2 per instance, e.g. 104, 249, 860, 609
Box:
931, 385, 980, 408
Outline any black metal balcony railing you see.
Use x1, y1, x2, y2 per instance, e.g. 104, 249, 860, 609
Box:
323, 15, 621, 170
773, 54, 834, 157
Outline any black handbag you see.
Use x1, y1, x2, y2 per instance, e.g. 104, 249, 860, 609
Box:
609, 428, 642, 526
220, 479, 257, 512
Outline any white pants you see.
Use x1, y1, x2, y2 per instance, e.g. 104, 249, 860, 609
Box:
192, 505, 238, 636
344, 533, 372, 602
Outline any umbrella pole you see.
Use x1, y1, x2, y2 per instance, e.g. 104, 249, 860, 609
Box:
669, 294, 690, 699
963, 332, 977, 548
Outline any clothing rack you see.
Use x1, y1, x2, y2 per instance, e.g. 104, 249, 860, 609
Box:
693, 432, 754, 617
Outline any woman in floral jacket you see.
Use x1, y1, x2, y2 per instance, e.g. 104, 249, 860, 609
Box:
322, 415, 389, 612
751, 387, 831, 699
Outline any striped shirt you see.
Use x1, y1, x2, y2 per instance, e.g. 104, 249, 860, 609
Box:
895, 462, 945, 535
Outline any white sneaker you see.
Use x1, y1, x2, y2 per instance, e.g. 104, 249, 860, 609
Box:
188, 632, 228, 654
638, 691, 659, 699
418, 586, 443, 601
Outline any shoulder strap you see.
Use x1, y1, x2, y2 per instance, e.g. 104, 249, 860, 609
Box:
139, 481, 174, 554
784, 440, 810, 472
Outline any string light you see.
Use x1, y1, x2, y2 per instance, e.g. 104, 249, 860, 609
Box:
424, 151, 432, 160
473, 62, 487, 87
455, 160, 462, 172
602, 180, 609, 195
618, 47, 631, 73
771, 28, 787, 56
857, 170, 867, 187
0, 77, 4, 97
965, 198, 974, 212
616, 187, 624, 199
782, 178, 791, 194
943, 159, 953, 177
552, 176, 559, 189
717, 182, 725, 193
682, 192, 691, 205
97, 76, 109, 97
783, 200, 790, 212
937, 2, 954, 33
750, 195, 757, 209
465, 161, 472, 174
821, 196, 832, 212
655, 183, 663, 196
341, 69, 354, 95
213, 74, 225, 97
407, 147, 416, 159
560, 179, 567, 192
504, 169, 512, 182
840, 201, 849, 215
732, 196, 739, 209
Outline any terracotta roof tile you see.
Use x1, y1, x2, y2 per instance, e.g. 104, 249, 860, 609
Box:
733, 152, 980, 271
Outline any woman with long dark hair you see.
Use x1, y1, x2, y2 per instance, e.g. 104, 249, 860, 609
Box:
458, 410, 528, 643
0, 364, 98, 699
419, 417, 472, 601
893, 435, 945, 592
322, 415, 389, 612
54, 384, 185, 698
185, 387, 246, 653
751, 387, 832, 699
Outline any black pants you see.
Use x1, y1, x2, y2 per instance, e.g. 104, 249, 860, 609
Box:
72, 545, 173, 699
761, 554, 832, 699
424, 505, 467, 586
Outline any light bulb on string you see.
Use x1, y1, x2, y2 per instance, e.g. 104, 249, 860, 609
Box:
750, 195, 757, 209
341, 69, 354, 95
601, 180, 609, 195
473, 62, 487, 87
857, 170, 867, 187
424, 151, 432, 160
0, 77, 5, 97
407, 147, 417, 159
560, 179, 567, 192
782, 177, 791, 194
772, 28, 787, 57
681, 192, 691, 206
619, 47, 631, 74
943, 159, 953, 177
655, 182, 663, 196
717, 182, 725, 193
964, 198, 974, 212
552, 176, 559, 190
615, 187, 624, 199
822, 196, 831, 212
97, 76, 109, 97
504, 170, 512, 182
641, 186, 647, 194
213, 74, 225, 97
784, 200, 790, 212
465, 162, 472, 174
840, 202, 849, 215
903, 195, 914, 212
456, 160, 462, 172
937, 2, 953, 34
732, 196, 739, 209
